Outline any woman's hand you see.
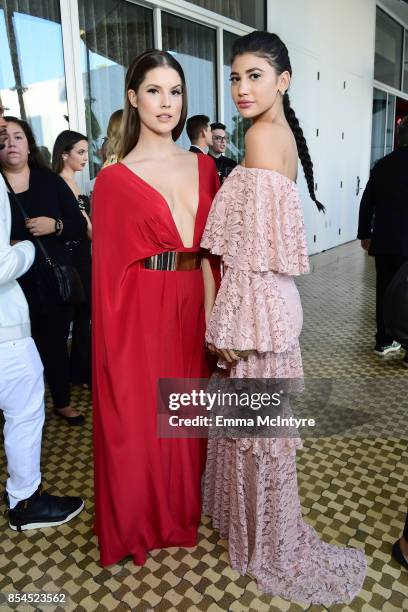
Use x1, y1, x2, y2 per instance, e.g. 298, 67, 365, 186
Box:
25, 216, 56, 237
207, 343, 240, 364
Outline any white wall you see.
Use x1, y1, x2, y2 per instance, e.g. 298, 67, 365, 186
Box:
267, 0, 376, 254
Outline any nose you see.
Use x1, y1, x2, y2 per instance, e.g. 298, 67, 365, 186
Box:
160, 93, 171, 108
237, 77, 249, 97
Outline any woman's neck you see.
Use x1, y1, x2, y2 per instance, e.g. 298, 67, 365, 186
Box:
60, 166, 76, 181
4, 164, 29, 176
253, 100, 286, 126
131, 129, 179, 161
60, 170, 80, 197
4, 165, 30, 192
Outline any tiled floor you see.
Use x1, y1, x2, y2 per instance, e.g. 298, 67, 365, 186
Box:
1, 241, 407, 611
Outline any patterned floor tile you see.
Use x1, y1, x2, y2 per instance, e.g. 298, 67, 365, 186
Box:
0, 241, 407, 611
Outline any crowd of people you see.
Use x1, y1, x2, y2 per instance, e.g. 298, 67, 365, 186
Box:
0, 28, 407, 605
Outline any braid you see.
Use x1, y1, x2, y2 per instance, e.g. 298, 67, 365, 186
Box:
283, 94, 325, 212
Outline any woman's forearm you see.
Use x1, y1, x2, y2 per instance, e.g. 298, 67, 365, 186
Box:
202, 256, 216, 326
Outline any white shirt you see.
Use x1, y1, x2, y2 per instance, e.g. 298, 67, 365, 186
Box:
0, 173, 35, 343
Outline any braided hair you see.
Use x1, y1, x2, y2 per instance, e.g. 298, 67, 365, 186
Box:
231, 31, 324, 212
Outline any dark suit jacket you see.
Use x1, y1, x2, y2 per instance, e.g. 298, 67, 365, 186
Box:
189, 145, 205, 154
208, 153, 237, 183
357, 147, 408, 256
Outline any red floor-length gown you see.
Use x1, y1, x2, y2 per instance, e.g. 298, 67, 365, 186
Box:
92, 154, 219, 566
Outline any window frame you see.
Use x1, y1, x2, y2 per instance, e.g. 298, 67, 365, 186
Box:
59, 0, 252, 188
374, 6, 405, 91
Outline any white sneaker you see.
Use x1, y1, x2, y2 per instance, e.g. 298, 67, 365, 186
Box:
373, 341, 401, 356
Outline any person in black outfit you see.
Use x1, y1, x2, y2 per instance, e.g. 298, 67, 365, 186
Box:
0, 117, 87, 425
392, 512, 408, 570
52, 130, 92, 389
208, 122, 237, 183
186, 115, 213, 154
357, 116, 408, 364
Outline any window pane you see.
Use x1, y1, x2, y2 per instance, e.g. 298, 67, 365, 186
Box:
0, 0, 67, 163
403, 32, 408, 94
162, 12, 216, 150
79, 0, 153, 177
374, 8, 403, 89
185, 0, 265, 29
370, 89, 387, 167
385, 93, 395, 155
223, 30, 249, 162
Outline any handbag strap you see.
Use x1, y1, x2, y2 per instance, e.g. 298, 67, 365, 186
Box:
0, 169, 53, 265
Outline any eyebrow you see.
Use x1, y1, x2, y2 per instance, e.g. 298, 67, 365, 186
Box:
145, 83, 182, 88
230, 67, 265, 76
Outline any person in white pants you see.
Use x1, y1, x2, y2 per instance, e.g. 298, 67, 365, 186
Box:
0, 101, 83, 530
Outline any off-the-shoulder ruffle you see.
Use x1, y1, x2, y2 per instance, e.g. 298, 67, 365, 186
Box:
201, 166, 309, 276
206, 268, 303, 353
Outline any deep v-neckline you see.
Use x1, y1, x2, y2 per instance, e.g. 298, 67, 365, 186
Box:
119, 155, 201, 249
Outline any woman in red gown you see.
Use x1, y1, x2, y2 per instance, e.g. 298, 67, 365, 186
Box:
92, 50, 219, 566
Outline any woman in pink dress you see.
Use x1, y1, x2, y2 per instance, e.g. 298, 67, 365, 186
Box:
201, 31, 366, 605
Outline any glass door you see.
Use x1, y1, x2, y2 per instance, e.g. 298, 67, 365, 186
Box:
370, 87, 396, 167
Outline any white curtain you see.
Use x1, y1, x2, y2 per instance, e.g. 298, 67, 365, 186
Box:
162, 12, 217, 149
187, 0, 241, 22
78, 0, 153, 176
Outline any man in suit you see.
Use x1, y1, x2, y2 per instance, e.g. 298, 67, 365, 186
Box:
357, 115, 408, 363
208, 122, 237, 183
186, 115, 213, 154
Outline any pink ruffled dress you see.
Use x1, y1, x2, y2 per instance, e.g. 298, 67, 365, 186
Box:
201, 166, 366, 605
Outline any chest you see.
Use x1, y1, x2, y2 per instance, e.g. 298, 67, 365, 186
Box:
137, 161, 200, 219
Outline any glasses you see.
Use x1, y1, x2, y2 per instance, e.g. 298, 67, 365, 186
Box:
213, 135, 227, 142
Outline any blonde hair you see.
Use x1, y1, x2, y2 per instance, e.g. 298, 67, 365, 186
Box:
105, 109, 123, 160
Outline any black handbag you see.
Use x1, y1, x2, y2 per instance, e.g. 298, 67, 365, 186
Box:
383, 260, 408, 347
3, 172, 85, 305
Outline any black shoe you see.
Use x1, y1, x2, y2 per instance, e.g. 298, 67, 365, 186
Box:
392, 540, 408, 570
402, 352, 408, 369
7, 485, 84, 532
54, 409, 85, 426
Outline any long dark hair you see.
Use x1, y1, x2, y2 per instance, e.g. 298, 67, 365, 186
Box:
52, 130, 88, 174
120, 50, 188, 159
232, 31, 324, 211
4, 116, 48, 170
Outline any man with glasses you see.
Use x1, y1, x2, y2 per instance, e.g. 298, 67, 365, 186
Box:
208, 122, 236, 184
0, 100, 84, 531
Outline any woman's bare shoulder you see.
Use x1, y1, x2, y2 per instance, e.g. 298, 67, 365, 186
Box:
244, 122, 295, 172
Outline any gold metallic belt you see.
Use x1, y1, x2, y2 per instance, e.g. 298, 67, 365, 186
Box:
143, 251, 202, 271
